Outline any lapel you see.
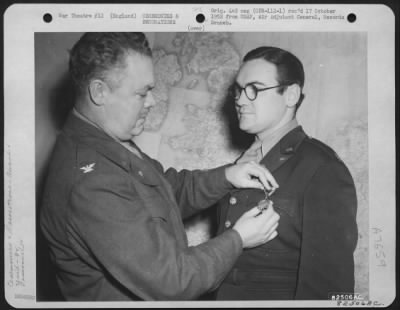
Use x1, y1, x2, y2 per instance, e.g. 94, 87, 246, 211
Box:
64, 112, 161, 186
260, 126, 307, 173
218, 126, 308, 227
64, 112, 189, 242
126, 149, 162, 186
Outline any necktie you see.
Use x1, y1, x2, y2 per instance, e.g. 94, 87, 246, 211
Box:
122, 141, 143, 159
235, 140, 263, 164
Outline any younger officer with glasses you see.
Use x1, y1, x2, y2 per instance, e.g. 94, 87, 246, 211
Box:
214, 46, 358, 300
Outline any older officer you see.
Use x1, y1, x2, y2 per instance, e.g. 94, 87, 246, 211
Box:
40, 33, 280, 301
215, 46, 358, 300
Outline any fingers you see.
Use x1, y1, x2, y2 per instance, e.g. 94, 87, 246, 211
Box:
267, 230, 278, 241
247, 161, 279, 191
261, 216, 279, 243
266, 207, 280, 224
256, 164, 279, 190
233, 205, 280, 248
267, 222, 279, 235
245, 206, 264, 217
225, 161, 279, 192
249, 203, 279, 219
257, 207, 280, 230
258, 203, 275, 216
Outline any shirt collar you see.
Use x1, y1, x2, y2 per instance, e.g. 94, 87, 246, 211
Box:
73, 108, 143, 159
258, 119, 299, 157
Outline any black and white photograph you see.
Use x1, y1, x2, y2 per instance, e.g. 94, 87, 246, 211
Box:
4, 3, 396, 308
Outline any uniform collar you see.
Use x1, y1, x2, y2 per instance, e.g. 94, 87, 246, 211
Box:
64, 112, 154, 180
260, 126, 307, 173
279, 125, 307, 154
258, 119, 299, 157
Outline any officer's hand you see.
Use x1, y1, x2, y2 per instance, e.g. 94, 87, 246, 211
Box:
232, 204, 280, 249
225, 161, 279, 192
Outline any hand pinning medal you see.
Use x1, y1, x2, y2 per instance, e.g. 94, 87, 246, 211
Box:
256, 183, 274, 214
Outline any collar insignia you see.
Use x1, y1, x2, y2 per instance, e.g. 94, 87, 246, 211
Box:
80, 163, 95, 173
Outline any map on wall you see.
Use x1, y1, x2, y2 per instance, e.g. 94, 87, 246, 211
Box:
136, 32, 244, 170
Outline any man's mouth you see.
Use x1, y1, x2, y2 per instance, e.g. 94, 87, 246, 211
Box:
140, 110, 149, 120
238, 110, 253, 116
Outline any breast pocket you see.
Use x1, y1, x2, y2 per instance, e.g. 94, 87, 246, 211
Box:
260, 192, 301, 253
272, 194, 298, 218
141, 194, 171, 222
131, 175, 171, 222
271, 193, 302, 235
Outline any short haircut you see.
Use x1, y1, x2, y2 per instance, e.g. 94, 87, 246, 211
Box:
69, 32, 152, 93
243, 46, 305, 110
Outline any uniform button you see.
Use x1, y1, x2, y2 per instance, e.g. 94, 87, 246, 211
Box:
138, 170, 144, 177
225, 220, 232, 228
229, 197, 237, 205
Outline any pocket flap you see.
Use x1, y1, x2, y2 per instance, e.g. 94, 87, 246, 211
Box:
271, 193, 297, 217
143, 196, 170, 221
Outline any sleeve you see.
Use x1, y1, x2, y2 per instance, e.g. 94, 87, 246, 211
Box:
142, 154, 234, 219
67, 171, 242, 300
164, 164, 235, 219
295, 160, 358, 300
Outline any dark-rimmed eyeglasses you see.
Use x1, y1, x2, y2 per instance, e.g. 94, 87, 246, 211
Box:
231, 83, 285, 101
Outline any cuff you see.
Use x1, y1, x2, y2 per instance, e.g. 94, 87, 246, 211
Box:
207, 164, 235, 192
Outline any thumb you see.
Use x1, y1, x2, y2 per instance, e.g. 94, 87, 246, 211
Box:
267, 230, 278, 241
245, 206, 262, 217
243, 178, 264, 190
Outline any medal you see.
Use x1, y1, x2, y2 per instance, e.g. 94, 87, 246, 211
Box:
257, 185, 274, 212
257, 197, 273, 212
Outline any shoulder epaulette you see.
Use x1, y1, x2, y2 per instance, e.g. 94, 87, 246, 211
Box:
306, 137, 344, 163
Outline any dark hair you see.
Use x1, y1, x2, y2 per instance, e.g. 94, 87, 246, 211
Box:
69, 32, 152, 93
243, 46, 305, 110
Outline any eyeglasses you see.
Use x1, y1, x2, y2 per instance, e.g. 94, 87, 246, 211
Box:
231, 83, 284, 101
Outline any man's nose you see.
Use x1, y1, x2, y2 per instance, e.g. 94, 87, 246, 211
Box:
145, 91, 156, 108
235, 91, 250, 107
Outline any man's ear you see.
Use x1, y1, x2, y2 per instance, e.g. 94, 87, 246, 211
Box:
284, 84, 301, 108
88, 79, 109, 106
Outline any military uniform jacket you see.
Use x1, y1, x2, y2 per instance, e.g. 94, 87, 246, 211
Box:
40, 113, 243, 301
216, 126, 358, 300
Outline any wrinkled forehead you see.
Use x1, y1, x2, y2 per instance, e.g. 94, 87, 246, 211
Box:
236, 59, 278, 85
111, 52, 155, 86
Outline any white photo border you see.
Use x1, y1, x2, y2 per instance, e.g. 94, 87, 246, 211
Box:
3, 3, 396, 308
